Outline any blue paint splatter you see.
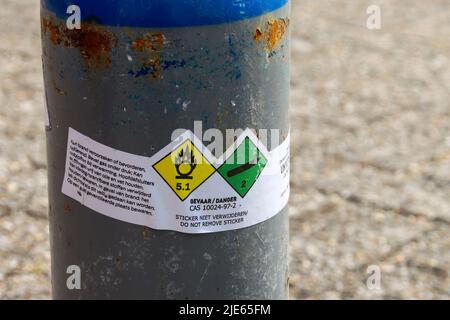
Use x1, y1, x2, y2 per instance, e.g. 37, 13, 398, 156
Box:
128, 59, 187, 78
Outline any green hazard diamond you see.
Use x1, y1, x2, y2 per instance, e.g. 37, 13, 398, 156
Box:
218, 137, 268, 198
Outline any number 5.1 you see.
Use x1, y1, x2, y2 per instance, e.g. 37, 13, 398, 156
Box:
176, 183, 191, 191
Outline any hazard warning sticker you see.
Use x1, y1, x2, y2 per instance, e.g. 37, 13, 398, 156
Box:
61, 127, 290, 234
218, 137, 268, 198
153, 140, 216, 201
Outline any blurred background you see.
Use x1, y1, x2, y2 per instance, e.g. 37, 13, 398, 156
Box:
0, 0, 449, 299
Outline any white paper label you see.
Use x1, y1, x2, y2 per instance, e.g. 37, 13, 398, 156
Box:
62, 127, 290, 234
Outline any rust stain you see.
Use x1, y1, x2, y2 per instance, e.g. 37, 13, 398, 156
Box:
147, 59, 162, 79
42, 18, 117, 69
64, 204, 72, 213
254, 28, 263, 41
141, 227, 151, 239
53, 80, 66, 95
131, 33, 165, 79
254, 17, 290, 52
132, 33, 164, 52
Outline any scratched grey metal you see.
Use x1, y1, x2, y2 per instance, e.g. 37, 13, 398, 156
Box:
43, 4, 290, 300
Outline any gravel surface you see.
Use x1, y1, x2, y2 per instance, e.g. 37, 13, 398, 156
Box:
0, 0, 449, 299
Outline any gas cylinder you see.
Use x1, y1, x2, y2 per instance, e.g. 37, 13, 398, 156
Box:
41, 0, 290, 299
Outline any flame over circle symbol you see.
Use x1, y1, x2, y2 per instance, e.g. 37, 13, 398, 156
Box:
175, 145, 197, 180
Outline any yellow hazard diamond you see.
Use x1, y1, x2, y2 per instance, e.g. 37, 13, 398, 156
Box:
153, 140, 216, 201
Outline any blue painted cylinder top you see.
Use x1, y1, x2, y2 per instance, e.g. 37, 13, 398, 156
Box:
43, 0, 288, 27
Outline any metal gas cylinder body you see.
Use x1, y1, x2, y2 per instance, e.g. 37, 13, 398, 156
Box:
42, 0, 290, 299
